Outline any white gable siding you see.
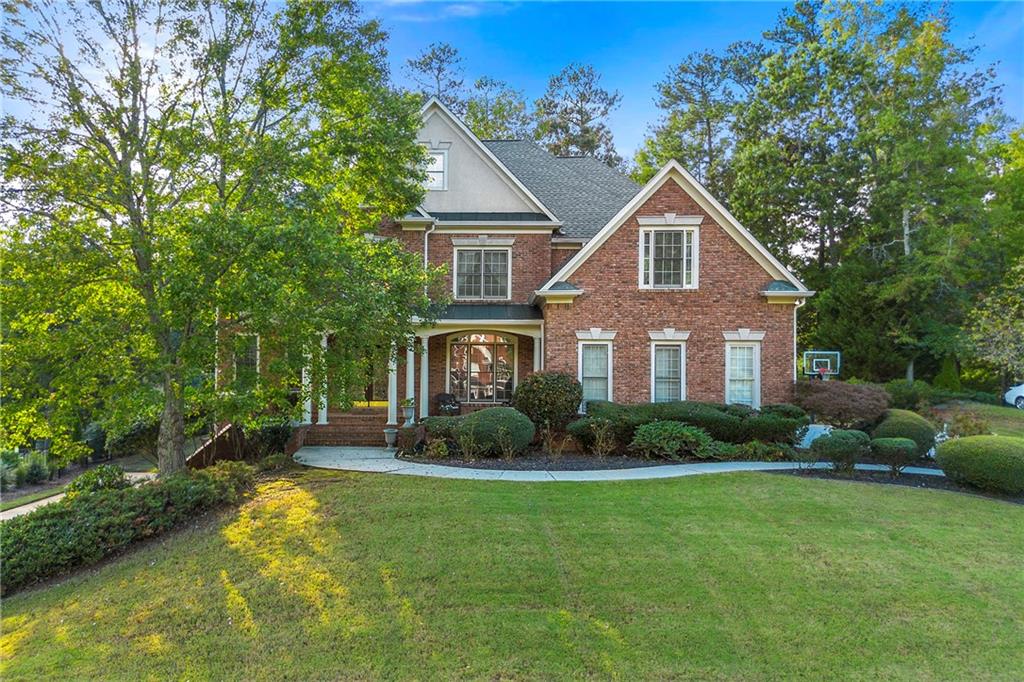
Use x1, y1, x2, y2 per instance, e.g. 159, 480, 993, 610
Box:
419, 112, 538, 214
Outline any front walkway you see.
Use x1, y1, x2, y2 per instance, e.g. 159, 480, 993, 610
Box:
294, 446, 945, 482
0, 472, 156, 521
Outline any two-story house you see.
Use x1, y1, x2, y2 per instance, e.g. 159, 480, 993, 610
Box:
300, 98, 813, 446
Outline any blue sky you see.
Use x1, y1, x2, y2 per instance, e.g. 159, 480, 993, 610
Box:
364, 1, 1024, 157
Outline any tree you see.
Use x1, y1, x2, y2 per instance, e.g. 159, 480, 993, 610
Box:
1, 0, 436, 474
967, 258, 1024, 380
534, 63, 623, 167
465, 77, 532, 139
405, 41, 466, 113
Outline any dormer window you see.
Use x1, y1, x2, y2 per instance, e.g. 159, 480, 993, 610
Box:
424, 149, 447, 190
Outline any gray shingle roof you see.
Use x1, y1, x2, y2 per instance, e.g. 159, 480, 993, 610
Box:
439, 304, 543, 321
483, 140, 640, 240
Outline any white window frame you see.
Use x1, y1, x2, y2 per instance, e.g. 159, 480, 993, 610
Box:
424, 148, 448, 191
232, 333, 260, 387
725, 341, 761, 409
650, 342, 686, 403
638, 226, 699, 290
453, 247, 512, 301
576, 328, 616, 407
445, 331, 518, 404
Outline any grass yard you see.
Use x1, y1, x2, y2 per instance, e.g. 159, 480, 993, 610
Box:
2, 470, 1023, 680
0, 487, 63, 513
935, 401, 1024, 439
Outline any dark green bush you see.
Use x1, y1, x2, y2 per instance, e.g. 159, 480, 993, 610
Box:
567, 417, 596, 449
455, 408, 535, 457
82, 422, 107, 460
870, 437, 919, 476
810, 429, 870, 474
24, 452, 48, 485
422, 416, 460, 441
0, 461, 254, 594
733, 440, 797, 462
244, 420, 293, 460
761, 403, 808, 421
936, 436, 1024, 494
795, 381, 890, 427
933, 356, 962, 391
65, 465, 130, 499
510, 372, 583, 430
744, 413, 809, 445
566, 417, 617, 456
630, 421, 712, 460
704, 440, 739, 460
883, 380, 932, 410
872, 409, 936, 457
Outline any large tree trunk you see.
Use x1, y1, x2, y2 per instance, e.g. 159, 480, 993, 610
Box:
157, 373, 187, 475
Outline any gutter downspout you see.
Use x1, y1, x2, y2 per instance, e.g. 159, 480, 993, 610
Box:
423, 220, 437, 295
793, 298, 806, 382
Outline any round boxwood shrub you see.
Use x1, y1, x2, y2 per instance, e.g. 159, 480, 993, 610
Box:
810, 429, 870, 474
870, 437, 918, 476
936, 436, 1024, 494
761, 403, 808, 421
455, 407, 535, 457
872, 409, 936, 457
511, 372, 583, 430
630, 421, 712, 460
65, 464, 130, 499
422, 416, 460, 441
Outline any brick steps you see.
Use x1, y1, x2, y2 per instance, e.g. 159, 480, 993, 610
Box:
305, 408, 390, 446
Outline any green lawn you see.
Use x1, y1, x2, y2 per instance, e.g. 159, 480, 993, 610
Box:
3, 471, 1023, 680
935, 400, 1024, 438
0, 487, 63, 512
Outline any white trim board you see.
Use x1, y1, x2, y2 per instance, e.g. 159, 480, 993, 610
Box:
538, 160, 809, 294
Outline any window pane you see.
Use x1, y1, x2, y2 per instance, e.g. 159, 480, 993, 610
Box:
495, 344, 514, 401
653, 231, 685, 287
482, 251, 508, 298
642, 231, 651, 286
581, 344, 609, 401
456, 251, 482, 298
654, 345, 681, 402
450, 337, 515, 403
234, 336, 259, 390
727, 345, 756, 405
424, 152, 445, 189
449, 344, 469, 401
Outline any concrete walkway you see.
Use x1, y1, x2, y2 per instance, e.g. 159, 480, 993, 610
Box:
0, 471, 156, 520
294, 446, 945, 482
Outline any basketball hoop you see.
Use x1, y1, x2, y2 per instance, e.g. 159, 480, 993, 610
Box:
803, 350, 841, 380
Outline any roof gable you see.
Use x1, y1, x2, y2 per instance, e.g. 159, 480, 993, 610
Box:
539, 160, 809, 293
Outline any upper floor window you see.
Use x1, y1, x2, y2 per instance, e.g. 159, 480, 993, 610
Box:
233, 334, 259, 391
455, 248, 510, 300
424, 149, 447, 190
640, 228, 697, 289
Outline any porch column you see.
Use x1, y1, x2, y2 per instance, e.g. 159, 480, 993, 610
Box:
418, 334, 430, 419
532, 334, 543, 372
405, 339, 416, 406
317, 333, 329, 424
387, 342, 398, 426
301, 360, 312, 424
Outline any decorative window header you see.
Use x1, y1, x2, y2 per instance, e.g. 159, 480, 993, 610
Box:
648, 328, 691, 341
722, 328, 766, 341
451, 236, 515, 247
637, 213, 703, 226
576, 328, 617, 341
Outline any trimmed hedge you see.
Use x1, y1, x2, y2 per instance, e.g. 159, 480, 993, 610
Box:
510, 372, 583, 430
630, 422, 712, 460
810, 429, 870, 474
455, 407, 535, 457
64, 465, 130, 499
936, 436, 1024, 494
870, 437, 918, 476
0, 461, 254, 595
872, 409, 936, 457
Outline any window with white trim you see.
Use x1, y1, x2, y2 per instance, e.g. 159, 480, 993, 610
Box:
233, 334, 259, 391
725, 342, 760, 408
651, 343, 685, 402
579, 342, 611, 403
455, 248, 510, 300
640, 228, 697, 289
448, 333, 515, 403
424, 149, 447, 190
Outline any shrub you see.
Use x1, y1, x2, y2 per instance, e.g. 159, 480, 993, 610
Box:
82, 422, 107, 460
936, 436, 1024, 494
510, 372, 583, 431
257, 453, 295, 472
422, 416, 460, 442
630, 421, 712, 461
106, 418, 160, 460
761, 403, 808, 421
243, 419, 293, 460
396, 425, 424, 453
424, 440, 449, 459
744, 413, 809, 445
704, 440, 739, 460
733, 440, 796, 462
870, 438, 918, 476
883, 379, 932, 410
23, 452, 48, 485
810, 429, 870, 474
872, 409, 936, 457
14, 461, 28, 487
932, 356, 962, 392
455, 407, 535, 457
1, 449, 19, 468
65, 465, 130, 499
795, 381, 890, 428
0, 461, 255, 594
946, 410, 991, 438
567, 417, 616, 456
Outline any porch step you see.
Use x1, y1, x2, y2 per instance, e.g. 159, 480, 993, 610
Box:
305, 408, 391, 447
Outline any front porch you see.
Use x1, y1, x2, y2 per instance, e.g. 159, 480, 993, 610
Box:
299, 305, 544, 446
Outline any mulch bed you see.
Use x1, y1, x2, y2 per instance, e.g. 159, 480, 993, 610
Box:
397, 451, 667, 471
772, 468, 1024, 505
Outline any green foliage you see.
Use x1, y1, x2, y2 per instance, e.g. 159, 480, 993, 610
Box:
933, 356, 962, 391
23, 452, 49, 485
968, 257, 1024, 377
870, 438, 919, 477
0, 462, 254, 594
946, 411, 991, 438
761, 404, 809, 421
794, 381, 891, 428
256, 453, 295, 472
630, 422, 712, 461
455, 408, 535, 458
65, 465, 130, 499
405, 42, 466, 112
534, 63, 623, 167
510, 372, 583, 431
704, 440, 740, 461
810, 430, 871, 475
733, 441, 797, 463
567, 417, 617, 456
424, 440, 449, 460
884, 380, 933, 410
422, 416, 460, 442
396, 426, 423, 453
243, 419, 294, 460
872, 410, 936, 457
936, 436, 1024, 494
465, 77, 532, 139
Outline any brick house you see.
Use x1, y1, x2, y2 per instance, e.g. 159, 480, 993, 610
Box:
299, 98, 812, 446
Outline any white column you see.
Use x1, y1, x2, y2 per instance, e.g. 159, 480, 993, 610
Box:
418, 334, 430, 419
317, 333, 328, 424
533, 334, 543, 372
405, 340, 416, 404
301, 360, 312, 424
387, 342, 398, 425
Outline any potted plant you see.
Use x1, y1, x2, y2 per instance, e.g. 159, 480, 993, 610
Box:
400, 398, 416, 427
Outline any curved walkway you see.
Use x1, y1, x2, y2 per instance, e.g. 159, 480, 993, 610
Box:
293, 446, 944, 482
